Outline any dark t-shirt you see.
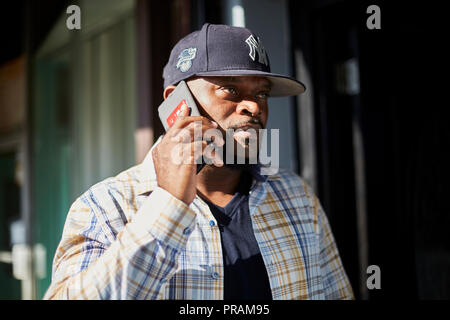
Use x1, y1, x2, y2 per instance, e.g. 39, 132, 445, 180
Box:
202, 170, 272, 300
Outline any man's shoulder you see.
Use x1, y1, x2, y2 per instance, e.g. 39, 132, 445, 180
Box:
69, 163, 149, 240
84, 163, 145, 197
74, 162, 149, 218
262, 166, 316, 201
266, 167, 309, 188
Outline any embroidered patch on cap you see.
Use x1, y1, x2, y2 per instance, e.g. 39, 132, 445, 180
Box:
176, 47, 197, 72
245, 35, 268, 66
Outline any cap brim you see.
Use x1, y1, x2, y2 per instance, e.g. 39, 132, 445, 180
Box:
194, 69, 306, 97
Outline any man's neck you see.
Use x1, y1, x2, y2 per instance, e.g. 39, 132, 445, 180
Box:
196, 165, 243, 207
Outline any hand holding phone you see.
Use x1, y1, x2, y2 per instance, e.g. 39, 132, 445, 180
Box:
152, 81, 223, 205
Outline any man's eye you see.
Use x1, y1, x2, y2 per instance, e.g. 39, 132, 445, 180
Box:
257, 92, 270, 99
223, 87, 238, 95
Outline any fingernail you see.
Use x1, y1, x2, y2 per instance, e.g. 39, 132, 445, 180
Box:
211, 121, 218, 127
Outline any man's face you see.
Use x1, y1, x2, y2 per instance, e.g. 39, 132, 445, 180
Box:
186, 76, 270, 130
185, 76, 270, 165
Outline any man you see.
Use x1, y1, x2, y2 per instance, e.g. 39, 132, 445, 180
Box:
44, 23, 354, 300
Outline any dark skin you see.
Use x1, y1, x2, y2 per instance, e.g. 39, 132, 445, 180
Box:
152, 76, 270, 207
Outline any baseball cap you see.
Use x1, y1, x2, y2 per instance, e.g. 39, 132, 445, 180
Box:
163, 23, 306, 97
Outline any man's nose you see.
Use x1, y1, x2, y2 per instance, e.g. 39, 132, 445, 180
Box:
236, 99, 261, 117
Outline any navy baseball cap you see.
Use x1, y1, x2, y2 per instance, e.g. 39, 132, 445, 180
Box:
163, 23, 306, 97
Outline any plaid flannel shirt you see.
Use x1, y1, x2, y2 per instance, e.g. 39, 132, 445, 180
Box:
44, 137, 354, 300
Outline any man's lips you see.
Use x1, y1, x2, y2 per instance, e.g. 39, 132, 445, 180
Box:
233, 123, 262, 131
232, 124, 260, 143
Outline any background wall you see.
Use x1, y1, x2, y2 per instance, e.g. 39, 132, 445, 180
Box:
0, 0, 447, 300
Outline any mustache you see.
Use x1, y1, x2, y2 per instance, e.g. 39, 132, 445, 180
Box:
228, 118, 264, 130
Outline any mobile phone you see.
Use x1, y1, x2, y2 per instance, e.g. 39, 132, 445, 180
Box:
158, 80, 206, 173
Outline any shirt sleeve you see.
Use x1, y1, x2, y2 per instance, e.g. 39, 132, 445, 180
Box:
43, 187, 197, 300
313, 194, 355, 300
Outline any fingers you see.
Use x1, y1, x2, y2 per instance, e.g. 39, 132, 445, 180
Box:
162, 103, 226, 167
170, 122, 221, 144
169, 137, 226, 166
171, 139, 212, 165
170, 104, 218, 130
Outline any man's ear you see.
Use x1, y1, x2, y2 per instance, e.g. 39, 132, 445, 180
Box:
163, 85, 176, 99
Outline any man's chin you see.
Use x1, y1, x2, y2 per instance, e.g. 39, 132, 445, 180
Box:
221, 163, 257, 172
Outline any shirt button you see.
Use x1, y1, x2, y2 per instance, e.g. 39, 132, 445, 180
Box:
183, 227, 192, 235
211, 272, 219, 279
209, 220, 215, 227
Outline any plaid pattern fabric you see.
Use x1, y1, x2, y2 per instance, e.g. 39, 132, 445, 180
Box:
44, 137, 354, 300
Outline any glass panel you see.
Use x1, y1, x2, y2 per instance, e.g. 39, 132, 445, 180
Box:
32, 0, 136, 298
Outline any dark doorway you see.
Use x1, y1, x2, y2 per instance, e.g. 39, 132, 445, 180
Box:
289, 0, 448, 299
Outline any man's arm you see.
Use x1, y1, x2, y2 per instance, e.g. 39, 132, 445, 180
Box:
44, 187, 196, 300
45, 105, 221, 300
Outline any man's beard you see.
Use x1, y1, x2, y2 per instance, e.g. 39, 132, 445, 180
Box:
222, 157, 259, 172
221, 130, 261, 172
208, 117, 264, 172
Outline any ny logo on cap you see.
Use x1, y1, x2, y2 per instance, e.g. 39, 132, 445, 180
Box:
176, 47, 197, 72
245, 35, 268, 66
